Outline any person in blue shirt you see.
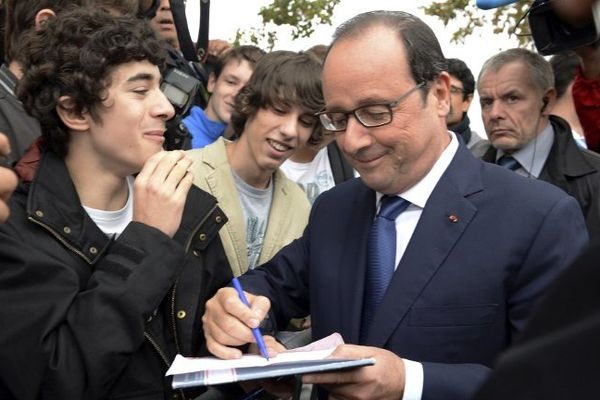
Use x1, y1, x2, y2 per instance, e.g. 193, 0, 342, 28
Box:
183, 45, 265, 149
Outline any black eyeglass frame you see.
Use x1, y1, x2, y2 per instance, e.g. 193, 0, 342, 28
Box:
316, 81, 426, 132
449, 85, 466, 94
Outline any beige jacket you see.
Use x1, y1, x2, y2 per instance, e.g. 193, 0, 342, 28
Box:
186, 137, 311, 277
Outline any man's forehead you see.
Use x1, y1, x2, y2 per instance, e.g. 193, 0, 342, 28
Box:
479, 63, 536, 90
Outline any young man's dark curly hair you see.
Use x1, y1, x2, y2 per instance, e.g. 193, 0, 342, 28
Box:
16, 7, 166, 158
229, 50, 325, 145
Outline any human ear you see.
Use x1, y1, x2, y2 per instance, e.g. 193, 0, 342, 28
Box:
540, 88, 557, 116
34, 9, 56, 30
431, 72, 451, 118
207, 72, 217, 93
56, 96, 90, 132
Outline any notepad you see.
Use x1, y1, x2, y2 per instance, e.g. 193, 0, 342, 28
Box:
166, 333, 375, 388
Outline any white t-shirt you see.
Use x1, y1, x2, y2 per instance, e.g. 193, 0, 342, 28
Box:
83, 176, 134, 238
280, 147, 335, 204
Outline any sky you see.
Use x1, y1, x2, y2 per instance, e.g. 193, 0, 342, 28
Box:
185, 0, 520, 136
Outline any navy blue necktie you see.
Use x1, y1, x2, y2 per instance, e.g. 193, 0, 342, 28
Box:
360, 195, 410, 342
497, 155, 521, 171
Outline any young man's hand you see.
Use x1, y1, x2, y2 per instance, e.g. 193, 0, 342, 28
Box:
0, 133, 18, 223
133, 151, 194, 237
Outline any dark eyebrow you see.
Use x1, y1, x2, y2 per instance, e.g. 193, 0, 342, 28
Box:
326, 96, 391, 112
125, 73, 156, 83
501, 89, 522, 97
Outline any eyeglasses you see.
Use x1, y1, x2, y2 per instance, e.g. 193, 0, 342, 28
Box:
316, 82, 426, 132
449, 85, 466, 94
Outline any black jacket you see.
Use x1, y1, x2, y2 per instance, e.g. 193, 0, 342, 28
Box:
326, 140, 354, 185
0, 151, 233, 400
473, 239, 600, 399
482, 115, 600, 240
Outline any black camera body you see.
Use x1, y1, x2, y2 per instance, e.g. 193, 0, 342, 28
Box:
160, 48, 210, 150
528, 0, 600, 55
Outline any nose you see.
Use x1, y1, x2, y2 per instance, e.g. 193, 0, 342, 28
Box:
487, 100, 505, 121
339, 115, 372, 155
279, 113, 302, 141
154, 90, 176, 121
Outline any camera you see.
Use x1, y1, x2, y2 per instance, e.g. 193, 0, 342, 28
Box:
529, 0, 600, 55
140, 0, 212, 150
476, 0, 600, 55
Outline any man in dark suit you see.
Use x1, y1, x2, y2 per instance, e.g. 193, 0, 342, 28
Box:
477, 48, 600, 240
202, 10, 588, 400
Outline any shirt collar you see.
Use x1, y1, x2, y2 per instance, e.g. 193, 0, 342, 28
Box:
496, 122, 554, 178
376, 131, 459, 209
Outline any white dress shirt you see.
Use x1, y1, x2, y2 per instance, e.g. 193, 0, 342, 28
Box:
374, 131, 458, 400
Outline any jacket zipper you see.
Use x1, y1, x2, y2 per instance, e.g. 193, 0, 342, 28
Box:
171, 203, 218, 355
171, 281, 181, 353
144, 332, 171, 367
28, 216, 93, 264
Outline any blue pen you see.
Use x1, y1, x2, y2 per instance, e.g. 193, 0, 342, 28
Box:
231, 277, 270, 360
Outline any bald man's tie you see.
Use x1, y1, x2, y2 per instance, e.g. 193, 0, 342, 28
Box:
361, 195, 410, 342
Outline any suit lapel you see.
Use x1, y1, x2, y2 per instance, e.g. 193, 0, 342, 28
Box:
365, 145, 483, 347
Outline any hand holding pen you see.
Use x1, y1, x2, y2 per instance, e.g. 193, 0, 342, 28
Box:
202, 278, 274, 360
231, 277, 270, 360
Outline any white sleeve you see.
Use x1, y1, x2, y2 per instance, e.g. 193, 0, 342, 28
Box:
401, 358, 424, 400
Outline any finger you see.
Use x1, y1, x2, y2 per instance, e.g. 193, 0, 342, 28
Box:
151, 150, 186, 184
135, 150, 167, 184
205, 332, 244, 359
170, 170, 194, 203
0, 167, 17, 202
250, 335, 283, 356
248, 295, 271, 326
205, 310, 255, 345
329, 344, 366, 358
0, 133, 11, 157
302, 370, 350, 385
221, 289, 271, 329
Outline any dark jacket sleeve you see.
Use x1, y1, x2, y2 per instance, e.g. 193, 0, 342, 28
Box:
0, 220, 186, 400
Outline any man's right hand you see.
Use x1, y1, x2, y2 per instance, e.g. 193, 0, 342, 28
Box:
202, 287, 273, 359
133, 150, 193, 238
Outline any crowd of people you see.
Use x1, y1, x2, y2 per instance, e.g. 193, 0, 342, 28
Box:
0, 0, 598, 400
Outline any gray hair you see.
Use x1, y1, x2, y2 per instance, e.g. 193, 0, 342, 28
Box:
478, 48, 554, 95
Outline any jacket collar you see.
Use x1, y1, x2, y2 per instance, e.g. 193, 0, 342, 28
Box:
26, 151, 222, 264
26, 151, 110, 264
542, 115, 598, 179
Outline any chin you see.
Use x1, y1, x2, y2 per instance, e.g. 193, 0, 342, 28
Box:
492, 139, 518, 153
